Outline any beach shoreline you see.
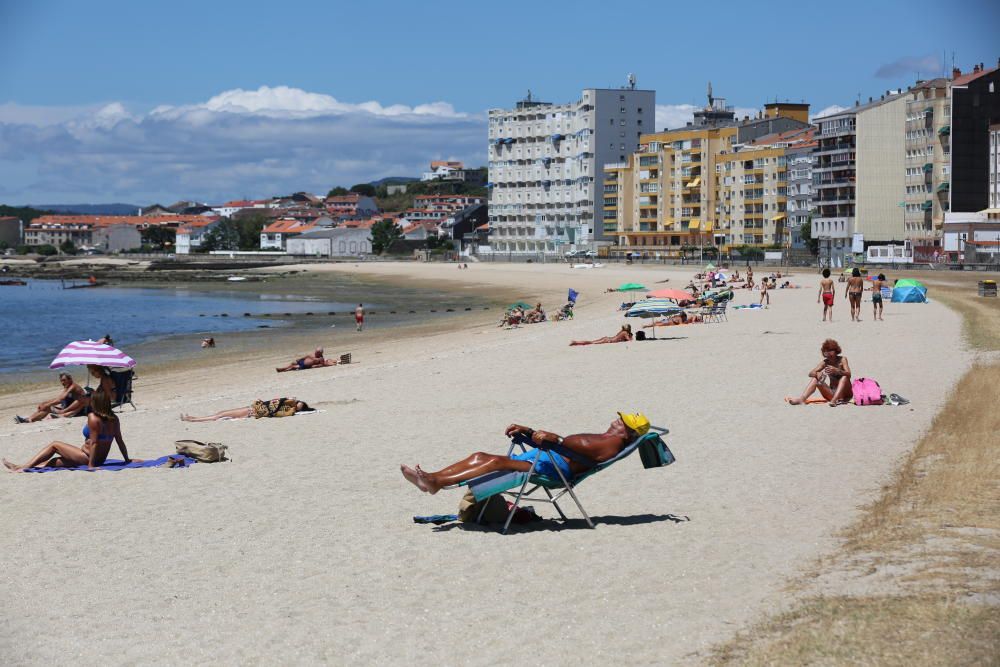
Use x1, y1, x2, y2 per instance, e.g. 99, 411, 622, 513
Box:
0, 261, 977, 665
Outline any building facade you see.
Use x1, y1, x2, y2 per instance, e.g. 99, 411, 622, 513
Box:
260, 219, 316, 250
785, 130, 817, 248
488, 82, 655, 254
0, 216, 22, 248
855, 92, 909, 243
950, 62, 1000, 213
605, 94, 810, 254
902, 79, 951, 243
286, 228, 373, 257
991, 122, 1000, 209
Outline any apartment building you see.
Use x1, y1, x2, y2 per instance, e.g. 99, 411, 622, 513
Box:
813, 91, 908, 264
605, 91, 809, 254
991, 122, 1000, 209
950, 62, 1000, 213
903, 78, 951, 242
785, 129, 817, 247
488, 81, 655, 254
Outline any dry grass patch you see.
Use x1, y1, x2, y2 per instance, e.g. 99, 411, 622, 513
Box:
712, 595, 1000, 667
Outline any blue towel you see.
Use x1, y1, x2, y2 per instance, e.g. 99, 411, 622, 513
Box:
413, 514, 458, 524
23, 455, 197, 473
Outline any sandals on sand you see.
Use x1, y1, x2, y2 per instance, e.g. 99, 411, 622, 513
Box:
885, 393, 910, 406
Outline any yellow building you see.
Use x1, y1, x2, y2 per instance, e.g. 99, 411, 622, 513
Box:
604, 92, 810, 256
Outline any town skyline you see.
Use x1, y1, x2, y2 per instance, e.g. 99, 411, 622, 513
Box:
0, 0, 995, 204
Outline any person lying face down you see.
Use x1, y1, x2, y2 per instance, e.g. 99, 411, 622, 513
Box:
400, 412, 651, 494
181, 397, 316, 422
275, 348, 347, 372
569, 324, 632, 346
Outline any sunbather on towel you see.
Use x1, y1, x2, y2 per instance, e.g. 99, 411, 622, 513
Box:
275, 348, 347, 372
786, 338, 853, 407
570, 324, 632, 346
4, 387, 137, 471
180, 397, 316, 422
400, 412, 651, 494
643, 312, 702, 328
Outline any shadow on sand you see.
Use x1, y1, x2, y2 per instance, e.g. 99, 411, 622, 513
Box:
431, 512, 690, 533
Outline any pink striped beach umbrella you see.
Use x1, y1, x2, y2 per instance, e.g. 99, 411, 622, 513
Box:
49, 340, 136, 369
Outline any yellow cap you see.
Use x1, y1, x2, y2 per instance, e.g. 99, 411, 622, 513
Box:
617, 412, 650, 436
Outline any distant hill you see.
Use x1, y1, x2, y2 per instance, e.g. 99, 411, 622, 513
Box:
369, 177, 418, 186
29, 203, 141, 216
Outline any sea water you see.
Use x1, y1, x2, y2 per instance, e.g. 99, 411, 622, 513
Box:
0, 280, 377, 374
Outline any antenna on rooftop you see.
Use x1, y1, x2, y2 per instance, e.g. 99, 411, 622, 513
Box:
627, 73, 636, 90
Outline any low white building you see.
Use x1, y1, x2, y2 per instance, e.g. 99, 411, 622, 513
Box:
260, 219, 316, 250
942, 210, 1000, 261
91, 224, 142, 253
175, 219, 221, 254
286, 228, 373, 257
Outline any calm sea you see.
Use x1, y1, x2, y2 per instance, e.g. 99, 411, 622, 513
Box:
0, 279, 400, 375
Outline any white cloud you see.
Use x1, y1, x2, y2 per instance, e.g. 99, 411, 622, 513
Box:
811, 104, 848, 120
875, 55, 942, 80
0, 86, 484, 204
655, 103, 758, 131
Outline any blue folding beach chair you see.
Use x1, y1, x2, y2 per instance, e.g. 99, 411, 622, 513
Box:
450, 426, 674, 533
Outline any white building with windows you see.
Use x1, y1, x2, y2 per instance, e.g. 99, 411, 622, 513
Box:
487, 81, 654, 254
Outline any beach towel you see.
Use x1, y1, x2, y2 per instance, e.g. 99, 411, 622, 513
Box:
23, 455, 197, 473
733, 304, 763, 310
412, 514, 459, 524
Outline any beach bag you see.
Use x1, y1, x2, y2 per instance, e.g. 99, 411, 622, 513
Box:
175, 439, 229, 463
851, 378, 883, 406
457, 490, 510, 523
638, 434, 676, 469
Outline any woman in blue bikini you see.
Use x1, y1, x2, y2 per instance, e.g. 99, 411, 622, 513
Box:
3, 387, 135, 471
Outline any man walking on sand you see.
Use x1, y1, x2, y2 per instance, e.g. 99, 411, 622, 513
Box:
759, 277, 770, 308
355, 303, 365, 332
818, 268, 835, 322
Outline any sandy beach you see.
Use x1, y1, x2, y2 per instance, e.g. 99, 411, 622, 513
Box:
0, 261, 971, 664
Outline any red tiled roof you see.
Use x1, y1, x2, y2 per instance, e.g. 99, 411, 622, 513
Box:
952, 65, 998, 87
262, 219, 316, 234
31, 214, 217, 228
222, 200, 255, 208
326, 194, 361, 203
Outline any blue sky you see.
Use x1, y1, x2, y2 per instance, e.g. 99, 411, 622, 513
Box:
0, 0, 995, 204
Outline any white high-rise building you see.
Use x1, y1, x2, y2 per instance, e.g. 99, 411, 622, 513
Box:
487, 82, 654, 254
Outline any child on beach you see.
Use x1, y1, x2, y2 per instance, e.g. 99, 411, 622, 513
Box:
355, 304, 365, 332
871, 274, 886, 321
786, 339, 853, 407
818, 268, 835, 322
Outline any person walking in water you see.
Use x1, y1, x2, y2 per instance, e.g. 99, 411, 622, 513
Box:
355, 303, 365, 332
846, 268, 865, 322
871, 273, 886, 321
818, 268, 835, 322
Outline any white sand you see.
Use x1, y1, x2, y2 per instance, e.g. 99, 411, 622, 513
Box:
0, 262, 970, 664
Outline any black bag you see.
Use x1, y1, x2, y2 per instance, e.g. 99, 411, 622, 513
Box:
638, 434, 676, 469
635, 330, 647, 341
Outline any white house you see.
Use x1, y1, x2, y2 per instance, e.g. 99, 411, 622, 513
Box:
286, 228, 373, 257
260, 219, 316, 250
175, 219, 221, 254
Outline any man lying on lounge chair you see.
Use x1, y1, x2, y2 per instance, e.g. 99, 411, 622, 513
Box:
400, 412, 650, 494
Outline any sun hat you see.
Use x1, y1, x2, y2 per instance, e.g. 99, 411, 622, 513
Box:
617, 412, 650, 436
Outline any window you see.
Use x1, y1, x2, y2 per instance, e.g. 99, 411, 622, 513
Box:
619, 94, 625, 101
637, 107, 643, 114
620, 107, 626, 113
620, 119, 626, 126
637, 120, 642, 126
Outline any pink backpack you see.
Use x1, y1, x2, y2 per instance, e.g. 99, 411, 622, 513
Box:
852, 378, 883, 406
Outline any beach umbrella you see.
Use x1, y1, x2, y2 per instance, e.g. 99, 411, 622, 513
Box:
895, 278, 925, 288
646, 288, 694, 301
507, 301, 533, 311
616, 282, 647, 291
705, 263, 717, 271
49, 340, 136, 369
625, 299, 684, 317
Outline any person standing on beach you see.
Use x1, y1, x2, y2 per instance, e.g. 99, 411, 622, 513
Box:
845, 268, 864, 322
818, 268, 835, 322
871, 274, 886, 321
759, 277, 770, 308
355, 303, 364, 332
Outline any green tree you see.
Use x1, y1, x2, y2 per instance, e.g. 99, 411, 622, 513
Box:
233, 212, 270, 250
0, 240, 8, 251
141, 225, 176, 250
201, 220, 240, 252
369, 218, 403, 255
800, 218, 819, 255
36, 244, 58, 256
350, 183, 376, 197
327, 186, 349, 197
59, 240, 78, 255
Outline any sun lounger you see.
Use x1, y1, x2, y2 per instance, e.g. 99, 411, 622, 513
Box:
449, 427, 674, 533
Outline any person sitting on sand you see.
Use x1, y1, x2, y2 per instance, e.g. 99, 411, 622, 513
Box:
570, 324, 633, 346
15, 372, 88, 423
181, 397, 316, 422
400, 413, 650, 494
201, 337, 216, 348
786, 338, 853, 407
552, 302, 575, 321
275, 348, 348, 372
524, 303, 546, 324
4, 387, 135, 471
500, 307, 524, 328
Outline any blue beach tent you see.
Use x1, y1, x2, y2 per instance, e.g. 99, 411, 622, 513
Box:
890, 285, 927, 303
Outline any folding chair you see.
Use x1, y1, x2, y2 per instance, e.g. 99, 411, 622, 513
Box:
109, 369, 137, 411
450, 426, 673, 533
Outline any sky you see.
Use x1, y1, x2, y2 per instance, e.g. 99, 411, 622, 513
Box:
0, 0, 996, 205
